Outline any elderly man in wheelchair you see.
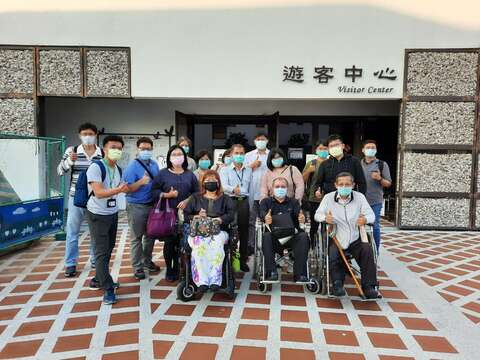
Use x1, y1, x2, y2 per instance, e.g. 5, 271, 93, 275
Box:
315, 171, 379, 299
259, 177, 310, 283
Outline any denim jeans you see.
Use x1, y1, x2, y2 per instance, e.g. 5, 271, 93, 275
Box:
370, 203, 383, 252
65, 196, 96, 267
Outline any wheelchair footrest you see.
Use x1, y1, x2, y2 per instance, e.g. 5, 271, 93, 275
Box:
260, 280, 280, 284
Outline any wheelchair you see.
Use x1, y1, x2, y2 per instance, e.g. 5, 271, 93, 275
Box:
253, 218, 322, 294
317, 222, 380, 300
176, 221, 238, 302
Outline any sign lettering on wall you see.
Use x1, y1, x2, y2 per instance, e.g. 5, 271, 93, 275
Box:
282, 65, 398, 94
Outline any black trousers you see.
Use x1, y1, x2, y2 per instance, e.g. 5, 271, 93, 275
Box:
86, 210, 118, 291
262, 231, 309, 277
308, 201, 320, 241
329, 238, 377, 287
233, 198, 250, 262
163, 234, 180, 276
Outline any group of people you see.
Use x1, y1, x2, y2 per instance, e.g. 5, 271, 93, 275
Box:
59, 123, 391, 304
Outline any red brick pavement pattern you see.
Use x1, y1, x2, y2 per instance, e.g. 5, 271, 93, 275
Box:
0, 224, 461, 359
383, 231, 480, 325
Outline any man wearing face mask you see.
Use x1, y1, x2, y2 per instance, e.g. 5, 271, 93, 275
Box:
220, 144, 252, 272
259, 177, 309, 283
245, 133, 270, 255
86, 135, 129, 305
361, 140, 392, 253
123, 137, 161, 280
302, 141, 329, 240
314, 134, 366, 199
58, 122, 103, 278
315, 172, 378, 298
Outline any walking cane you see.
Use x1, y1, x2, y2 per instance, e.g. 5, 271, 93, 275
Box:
328, 224, 365, 299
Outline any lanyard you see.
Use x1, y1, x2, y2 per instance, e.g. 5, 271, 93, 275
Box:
234, 167, 244, 186
102, 159, 116, 189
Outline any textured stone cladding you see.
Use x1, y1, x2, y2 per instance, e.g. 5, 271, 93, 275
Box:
86, 49, 129, 97
401, 197, 469, 228
404, 102, 475, 145
476, 203, 480, 228
0, 99, 35, 135
407, 52, 478, 97
402, 152, 471, 193
38, 49, 82, 96
0, 49, 34, 94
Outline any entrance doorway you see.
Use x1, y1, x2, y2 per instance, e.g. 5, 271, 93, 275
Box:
176, 111, 399, 219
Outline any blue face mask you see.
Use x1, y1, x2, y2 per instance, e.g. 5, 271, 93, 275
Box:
181, 145, 190, 155
198, 159, 211, 170
364, 148, 377, 157
271, 158, 284, 168
233, 154, 245, 164
224, 156, 232, 166
316, 150, 329, 159
274, 187, 287, 198
337, 186, 353, 197
138, 150, 153, 161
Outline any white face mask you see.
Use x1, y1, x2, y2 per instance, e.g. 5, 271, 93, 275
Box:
329, 145, 343, 157
80, 135, 96, 145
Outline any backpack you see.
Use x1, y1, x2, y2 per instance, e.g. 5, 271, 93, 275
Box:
73, 160, 122, 208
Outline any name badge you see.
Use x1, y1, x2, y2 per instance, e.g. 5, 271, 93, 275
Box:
107, 199, 117, 208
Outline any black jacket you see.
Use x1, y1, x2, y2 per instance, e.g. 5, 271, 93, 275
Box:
259, 196, 302, 231
184, 193, 235, 231
314, 153, 367, 194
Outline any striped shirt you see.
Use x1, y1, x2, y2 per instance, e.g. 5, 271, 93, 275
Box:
57, 144, 103, 196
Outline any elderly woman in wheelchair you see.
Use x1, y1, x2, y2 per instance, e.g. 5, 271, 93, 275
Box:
315, 171, 379, 299
182, 170, 235, 295
258, 177, 310, 284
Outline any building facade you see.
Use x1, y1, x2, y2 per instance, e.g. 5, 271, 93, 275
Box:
0, 1, 479, 229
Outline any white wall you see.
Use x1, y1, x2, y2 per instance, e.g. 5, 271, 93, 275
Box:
43, 97, 399, 145
1, 3, 479, 99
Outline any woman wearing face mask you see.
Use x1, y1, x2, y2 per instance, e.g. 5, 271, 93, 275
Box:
260, 148, 304, 202
183, 170, 235, 292
177, 136, 197, 171
302, 141, 329, 240
193, 150, 213, 181
214, 149, 232, 173
151, 145, 200, 281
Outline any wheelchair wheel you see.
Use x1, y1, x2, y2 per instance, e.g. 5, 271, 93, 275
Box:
305, 278, 321, 294
177, 281, 196, 302
257, 281, 268, 293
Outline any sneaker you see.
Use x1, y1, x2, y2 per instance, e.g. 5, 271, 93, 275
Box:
144, 262, 161, 273
89, 278, 120, 290
89, 277, 100, 290
333, 280, 346, 297
240, 262, 250, 272
134, 269, 146, 280
210, 284, 221, 292
64, 266, 76, 278
198, 285, 209, 293
103, 288, 117, 305
363, 285, 379, 299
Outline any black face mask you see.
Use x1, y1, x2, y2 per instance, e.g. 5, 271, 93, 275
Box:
204, 181, 219, 192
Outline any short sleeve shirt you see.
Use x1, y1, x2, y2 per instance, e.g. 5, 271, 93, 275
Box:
86, 162, 122, 215
361, 158, 392, 205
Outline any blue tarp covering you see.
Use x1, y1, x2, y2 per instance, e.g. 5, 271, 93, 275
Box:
0, 197, 63, 250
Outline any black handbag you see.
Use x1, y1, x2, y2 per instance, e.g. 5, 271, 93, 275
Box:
271, 213, 296, 239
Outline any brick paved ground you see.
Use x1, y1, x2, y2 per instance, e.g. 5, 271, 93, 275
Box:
0, 216, 478, 359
